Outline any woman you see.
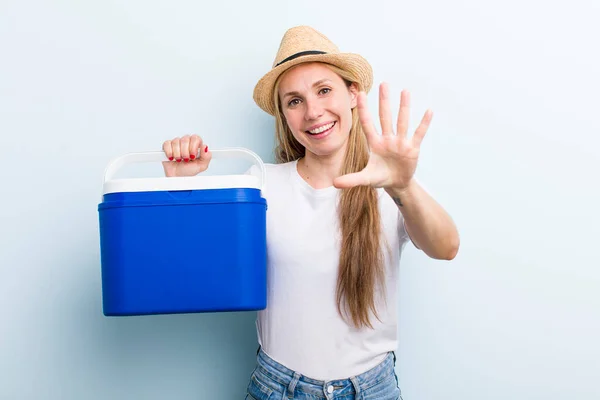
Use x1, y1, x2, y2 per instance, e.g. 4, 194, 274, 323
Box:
162, 26, 459, 400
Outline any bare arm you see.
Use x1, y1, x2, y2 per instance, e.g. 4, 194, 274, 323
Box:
386, 180, 459, 260
333, 84, 460, 261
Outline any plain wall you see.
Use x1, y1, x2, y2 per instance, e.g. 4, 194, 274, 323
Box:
1, 0, 598, 399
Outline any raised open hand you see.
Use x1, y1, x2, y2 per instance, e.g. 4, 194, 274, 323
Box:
334, 83, 433, 190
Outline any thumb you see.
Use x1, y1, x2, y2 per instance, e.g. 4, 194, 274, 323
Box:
333, 171, 371, 189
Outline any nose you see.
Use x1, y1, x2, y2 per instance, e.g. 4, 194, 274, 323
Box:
304, 98, 324, 121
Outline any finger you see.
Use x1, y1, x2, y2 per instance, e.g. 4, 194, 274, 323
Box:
333, 171, 371, 189
397, 89, 411, 139
171, 137, 182, 162
356, 92, 379, 143
180, 135, 191, 162
201, 146, 212, 167
379, 83, 394, 135
162, 140, 174, 161
412, 109, 433, 148
189, 134, 203, 160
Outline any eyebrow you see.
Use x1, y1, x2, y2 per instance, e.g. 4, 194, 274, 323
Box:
282, 79, 333, 99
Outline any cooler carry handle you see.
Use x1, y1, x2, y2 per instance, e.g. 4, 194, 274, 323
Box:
103, 147, 266, 190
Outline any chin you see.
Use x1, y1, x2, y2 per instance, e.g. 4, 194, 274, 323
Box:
304, 140, 348, 158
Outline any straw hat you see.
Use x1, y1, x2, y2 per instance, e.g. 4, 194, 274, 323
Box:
253, 26, 373, 116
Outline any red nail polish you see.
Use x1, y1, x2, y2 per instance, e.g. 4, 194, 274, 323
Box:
205, 146, 208, 153
168, 157, 174, 161
184, 158, 189, 162
176, 158, 182, 162
190, 154, 196, 160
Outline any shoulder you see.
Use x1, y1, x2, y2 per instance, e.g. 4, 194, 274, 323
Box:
250, 161, 295, 181
264, 161, 295, 192
264, 161, 295, 175
246, 160, 296, 195
245, 160, 294, 176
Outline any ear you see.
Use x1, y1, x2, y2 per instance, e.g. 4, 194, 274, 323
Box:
348, 82, 359, 108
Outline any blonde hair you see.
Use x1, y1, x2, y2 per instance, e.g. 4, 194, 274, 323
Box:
272, 63, 384, 329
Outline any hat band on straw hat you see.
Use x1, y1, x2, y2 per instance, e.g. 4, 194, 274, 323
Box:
275, 50, 327, 67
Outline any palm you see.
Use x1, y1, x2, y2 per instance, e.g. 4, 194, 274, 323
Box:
334, 84, 432, 190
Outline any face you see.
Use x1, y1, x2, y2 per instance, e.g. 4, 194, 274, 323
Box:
278, 62, 358, 158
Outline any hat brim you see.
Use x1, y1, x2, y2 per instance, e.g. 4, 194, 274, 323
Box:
253, 53, 373, 116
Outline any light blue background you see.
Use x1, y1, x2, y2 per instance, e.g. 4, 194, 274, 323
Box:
1, 1, 598, 399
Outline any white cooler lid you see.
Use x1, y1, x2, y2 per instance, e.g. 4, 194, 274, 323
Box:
103, 174, 260, 195
102, 148, 265, 196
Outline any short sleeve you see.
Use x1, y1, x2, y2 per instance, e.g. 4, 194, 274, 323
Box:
398, 212, 410, 243
244, 164, 261, 178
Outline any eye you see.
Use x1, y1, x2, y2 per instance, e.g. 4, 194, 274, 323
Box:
319, 87, 331, 95
288, 98, 301, 107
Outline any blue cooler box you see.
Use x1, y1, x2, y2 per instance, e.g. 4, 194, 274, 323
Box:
98, 148, 267, 316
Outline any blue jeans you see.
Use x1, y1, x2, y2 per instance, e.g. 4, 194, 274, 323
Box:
245, 348, 403, 399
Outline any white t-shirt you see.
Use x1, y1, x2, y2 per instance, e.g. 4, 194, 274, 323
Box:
252, 160, 410, 380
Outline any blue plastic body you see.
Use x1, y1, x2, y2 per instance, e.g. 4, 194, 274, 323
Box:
98, 188, 267, 316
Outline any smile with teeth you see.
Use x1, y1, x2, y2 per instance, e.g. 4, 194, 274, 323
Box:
307, 121, 336, 135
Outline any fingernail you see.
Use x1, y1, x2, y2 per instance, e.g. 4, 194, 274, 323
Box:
176, 158, 182, 162
190, 154, 196, 160
168, 157, 174, 161
205, 146, 209, 153
184, 158, 189, 162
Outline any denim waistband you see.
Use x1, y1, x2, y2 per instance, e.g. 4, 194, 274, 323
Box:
255, 348, 396, 398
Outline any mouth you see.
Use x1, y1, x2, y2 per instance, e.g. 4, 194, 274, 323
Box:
305, 121, 336, 137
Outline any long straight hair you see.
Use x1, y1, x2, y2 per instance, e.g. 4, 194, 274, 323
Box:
272, 63, 384, 329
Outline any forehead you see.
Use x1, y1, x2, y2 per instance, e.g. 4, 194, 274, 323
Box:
278, 62, 343, 92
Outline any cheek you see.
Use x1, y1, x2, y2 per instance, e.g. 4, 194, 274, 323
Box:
283, 113, 307, 143
284, 113, 302, 134
338, 106, 354, 133
333, 96, 353, 125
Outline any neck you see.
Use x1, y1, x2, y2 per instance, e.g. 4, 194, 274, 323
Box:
297, 145, 347, 189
